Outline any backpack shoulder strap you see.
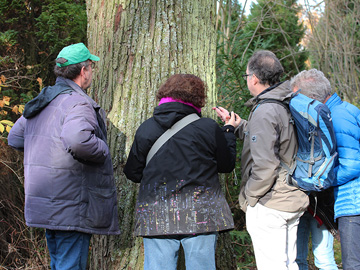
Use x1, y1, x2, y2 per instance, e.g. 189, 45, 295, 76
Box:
146, 113, 200, 165
258, 98, 290, 113
257, 98, 294, 124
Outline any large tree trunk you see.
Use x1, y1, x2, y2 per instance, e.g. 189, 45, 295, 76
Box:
86, 0, 235, 269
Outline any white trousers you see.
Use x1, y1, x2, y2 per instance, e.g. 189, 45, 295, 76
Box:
246, 203, 304, 270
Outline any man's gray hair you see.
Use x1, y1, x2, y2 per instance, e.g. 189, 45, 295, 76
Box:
290, 69, 332, 103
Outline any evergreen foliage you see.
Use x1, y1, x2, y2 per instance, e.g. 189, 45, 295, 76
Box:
245, 0, 308, 78
216, 1, 252, 120
216, 0, 308, 120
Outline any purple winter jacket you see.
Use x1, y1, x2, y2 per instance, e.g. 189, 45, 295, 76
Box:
8, 77, 120, 235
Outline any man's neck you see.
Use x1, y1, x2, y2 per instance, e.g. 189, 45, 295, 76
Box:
72, 77, 83, 89
252, 84, 270, 97
323, 95, 331, 104
57, 76, 85, 94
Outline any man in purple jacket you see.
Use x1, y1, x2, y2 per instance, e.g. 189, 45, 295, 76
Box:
8, 43, 120, 270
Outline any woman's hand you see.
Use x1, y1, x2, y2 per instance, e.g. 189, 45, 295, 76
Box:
213, 106, 230, 122
213, 106, 241, 128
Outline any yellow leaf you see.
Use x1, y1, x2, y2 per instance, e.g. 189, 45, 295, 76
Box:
37, 77, 43, 89
0, 123, 4, 133
0, 100, 4, 108
6, 125, 11, 133
0, 75, 5, 83
12, 105, 19, 114
0, 120, 14, 126
3, 96, 10, 105
19, 105, 25, 114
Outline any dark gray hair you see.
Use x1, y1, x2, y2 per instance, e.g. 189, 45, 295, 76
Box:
54, 58, 90, 80
247, 50, 284, 86
290, 69, 332, 103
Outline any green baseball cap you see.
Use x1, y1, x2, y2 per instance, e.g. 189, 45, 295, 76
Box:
56, 43, 100, 67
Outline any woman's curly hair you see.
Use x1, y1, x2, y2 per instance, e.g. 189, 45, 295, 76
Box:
156, 74, 207, 108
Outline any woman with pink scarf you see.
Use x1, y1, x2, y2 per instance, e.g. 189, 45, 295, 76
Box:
124, 74, 240, 270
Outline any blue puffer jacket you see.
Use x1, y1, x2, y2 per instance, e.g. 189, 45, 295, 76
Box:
326, 93, 360, 219
8, 77, 120, 235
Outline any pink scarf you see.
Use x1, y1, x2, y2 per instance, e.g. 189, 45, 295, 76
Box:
158, 97, 201, 114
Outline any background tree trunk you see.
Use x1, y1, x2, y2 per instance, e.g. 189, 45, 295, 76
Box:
86, 0, 235, 269
305, 0, 360, 103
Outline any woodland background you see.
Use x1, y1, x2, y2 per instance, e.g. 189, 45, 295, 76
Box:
0, 0, 359, 269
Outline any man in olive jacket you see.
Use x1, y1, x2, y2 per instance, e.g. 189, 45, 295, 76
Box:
215, 50, 309, 270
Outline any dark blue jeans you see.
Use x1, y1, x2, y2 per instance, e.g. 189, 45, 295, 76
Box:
45, 229, 92, 270
338, 215, 360, 270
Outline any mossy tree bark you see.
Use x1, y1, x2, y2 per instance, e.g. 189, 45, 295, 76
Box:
86, 0, 235, 269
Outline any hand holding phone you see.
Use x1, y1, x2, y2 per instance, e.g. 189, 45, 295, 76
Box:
213, 106, 229, 122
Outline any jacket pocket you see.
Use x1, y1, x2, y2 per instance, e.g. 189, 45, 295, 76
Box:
85, 187, 116, 228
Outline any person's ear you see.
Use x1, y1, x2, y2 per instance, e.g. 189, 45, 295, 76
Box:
251, 73, 259, 85
80, 66, 90, 81
80, 66, 87, 76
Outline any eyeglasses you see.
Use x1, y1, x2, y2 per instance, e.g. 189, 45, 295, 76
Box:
241, 74, 253, 81
90, 61, 96, 69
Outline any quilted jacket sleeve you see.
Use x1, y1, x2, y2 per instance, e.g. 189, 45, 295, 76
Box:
333, 103, 360, 186
60, 102, 109, 164
8, 116, 26, 151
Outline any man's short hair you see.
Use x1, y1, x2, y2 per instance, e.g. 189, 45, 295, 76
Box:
53, 43, 99, 80
247, 50, 284, 86
54, 59, 90, 80
290, 69, 332, 103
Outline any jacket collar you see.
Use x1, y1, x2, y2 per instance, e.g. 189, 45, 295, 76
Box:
153, 102, 200, 129
245, 81, 291, 108
325, 93, 342, 111
57, 77, 100, 110
23, 77, 101, 119
23, 77, 73, 118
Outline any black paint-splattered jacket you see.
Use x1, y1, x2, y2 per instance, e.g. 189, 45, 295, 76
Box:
124, 102, 236, 236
